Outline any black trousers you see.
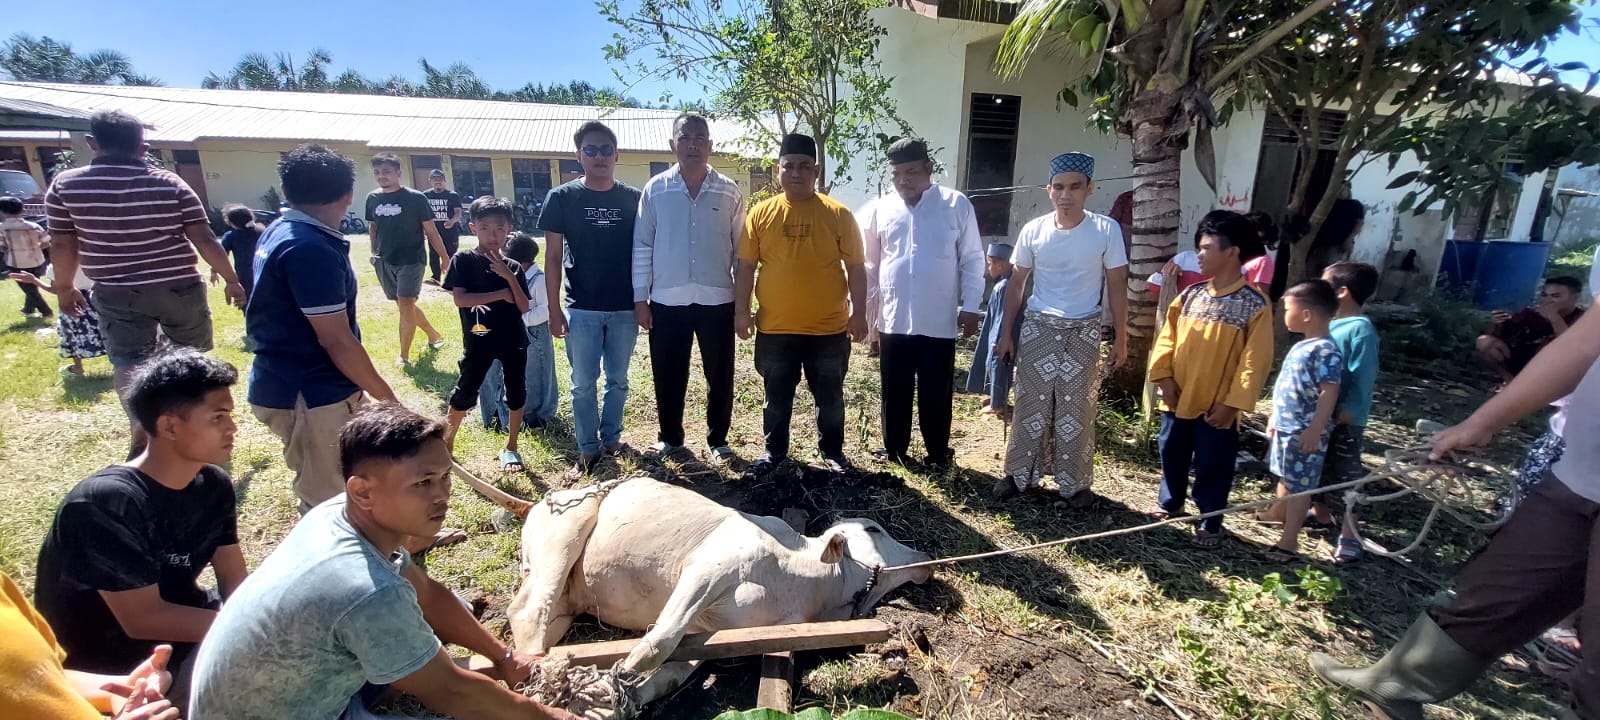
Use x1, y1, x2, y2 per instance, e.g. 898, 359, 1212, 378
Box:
878, 333, 956, 460
429, 228, 461, 281
8, 262, 51, 316
449, 338, 527, 413
754, 332, 849, 459
648, 302, 735, 447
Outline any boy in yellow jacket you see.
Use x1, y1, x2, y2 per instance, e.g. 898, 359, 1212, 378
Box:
1146, 210, 1274, 548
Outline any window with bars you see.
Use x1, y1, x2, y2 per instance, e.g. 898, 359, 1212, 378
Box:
450, 156, 495, 199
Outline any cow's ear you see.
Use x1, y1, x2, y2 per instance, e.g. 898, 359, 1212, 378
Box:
820, 531, 849, 564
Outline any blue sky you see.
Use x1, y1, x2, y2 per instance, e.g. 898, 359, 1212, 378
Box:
12, 0, 1600, 96
11, 0, 703, 102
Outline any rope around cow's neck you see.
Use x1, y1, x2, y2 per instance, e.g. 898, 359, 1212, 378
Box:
879, 447, 1504, 574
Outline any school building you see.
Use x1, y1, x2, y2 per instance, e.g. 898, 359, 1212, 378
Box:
0, 82, 770, 215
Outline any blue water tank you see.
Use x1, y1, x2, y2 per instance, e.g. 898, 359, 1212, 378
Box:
1436, 240, 1483, 293
1473, 240, 1552, 311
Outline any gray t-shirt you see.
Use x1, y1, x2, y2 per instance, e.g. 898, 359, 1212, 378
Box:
189, 495, 440, 719
1552, 360, 1600, 501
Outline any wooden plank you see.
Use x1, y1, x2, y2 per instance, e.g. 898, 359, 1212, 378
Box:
466, 619, 891, 671
758, 510, 808, 710
757, 651, 795, 711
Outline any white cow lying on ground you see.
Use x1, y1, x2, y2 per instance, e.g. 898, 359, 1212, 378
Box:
506, 476, 932, 708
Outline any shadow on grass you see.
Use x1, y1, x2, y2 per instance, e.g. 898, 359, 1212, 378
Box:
403, 354, 459, 405
1, 316, 49, 334
229, 454, 276, 505
60, 370, 114, 404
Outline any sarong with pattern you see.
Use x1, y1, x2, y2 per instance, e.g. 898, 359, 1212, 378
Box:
1004, 310, 1103, 495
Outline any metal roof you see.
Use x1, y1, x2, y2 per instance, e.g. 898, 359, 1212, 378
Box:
0, 82, 762, 154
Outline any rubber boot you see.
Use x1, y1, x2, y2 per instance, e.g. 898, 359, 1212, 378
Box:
1308, 614, 1491, 720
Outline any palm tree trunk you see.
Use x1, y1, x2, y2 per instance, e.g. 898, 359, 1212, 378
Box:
1115, 92, 1185, 396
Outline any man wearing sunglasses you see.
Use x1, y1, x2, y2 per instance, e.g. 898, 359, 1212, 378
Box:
538, 121, 643, 477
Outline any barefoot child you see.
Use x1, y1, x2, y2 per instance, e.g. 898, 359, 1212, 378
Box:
11, 266, 104, 374
442, 196, 530, 471
964, 242, 1018, 417
1265, 280, 1342, 559
1147, 211, 1273, 548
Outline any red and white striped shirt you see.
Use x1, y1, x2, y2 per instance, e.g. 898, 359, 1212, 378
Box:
44, 160, 207, 288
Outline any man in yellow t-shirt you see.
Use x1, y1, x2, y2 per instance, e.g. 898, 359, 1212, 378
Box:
0, 570, 178, 719
734, 133, 867, 474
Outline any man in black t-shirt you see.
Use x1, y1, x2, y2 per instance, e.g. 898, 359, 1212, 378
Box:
443, 197, 531, 470
34, 349, 248, 711
539, 120, 642, 477
423, 169, 464, 285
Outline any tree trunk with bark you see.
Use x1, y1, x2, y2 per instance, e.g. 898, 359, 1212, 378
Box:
1113, 92, 1187, 395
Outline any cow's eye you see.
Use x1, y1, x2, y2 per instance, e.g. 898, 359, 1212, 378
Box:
865, 526, 882, 534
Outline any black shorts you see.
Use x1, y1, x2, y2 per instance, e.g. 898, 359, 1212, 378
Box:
449, 339, 528, 412
1318, 424, 1366, 513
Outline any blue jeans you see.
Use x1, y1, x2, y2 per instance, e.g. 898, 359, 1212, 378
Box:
478, 323, 561, 429
564, 309, 638, 455
1157, 413, 1239, 533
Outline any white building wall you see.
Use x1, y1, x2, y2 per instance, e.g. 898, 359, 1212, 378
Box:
1506, 171, 1551, 242
832, 9, 1003, 212
854, 9, 1260, 247
196, 148, 287, 209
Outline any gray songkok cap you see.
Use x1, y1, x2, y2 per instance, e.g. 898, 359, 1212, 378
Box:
1049, 152, 1095, 180
886, 137, 930, 164
986, 242, 1014, 261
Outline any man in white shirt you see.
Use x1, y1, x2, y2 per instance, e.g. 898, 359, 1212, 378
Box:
859, 138, 985, 465
632, 114, 746, 463
994, 152, 1130, 505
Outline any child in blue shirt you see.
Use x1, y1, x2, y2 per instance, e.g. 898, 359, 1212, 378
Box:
479, 232, 560, 431
965, 242, 1019, 416
1265, 280, 1343, 559
1314, 262, 1382, 564
216, 205, 263, 303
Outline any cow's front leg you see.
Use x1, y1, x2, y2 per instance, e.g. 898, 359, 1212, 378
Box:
622, 562, 739, 673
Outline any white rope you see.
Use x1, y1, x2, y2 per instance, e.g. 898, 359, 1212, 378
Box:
518, 656, 646, 720
881, 446, 1502, 573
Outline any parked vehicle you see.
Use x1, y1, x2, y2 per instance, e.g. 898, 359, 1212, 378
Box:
0, 170, 46, 222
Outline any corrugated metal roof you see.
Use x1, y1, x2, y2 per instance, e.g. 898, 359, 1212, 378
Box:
0, 82, 763, 154
0, 96, 95, 119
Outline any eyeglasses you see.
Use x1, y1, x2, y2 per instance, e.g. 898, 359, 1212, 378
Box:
580, 145, 616, 158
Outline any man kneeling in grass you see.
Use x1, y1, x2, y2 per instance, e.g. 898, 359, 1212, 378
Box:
34, 349, 249, 713
189, 403, 575, 720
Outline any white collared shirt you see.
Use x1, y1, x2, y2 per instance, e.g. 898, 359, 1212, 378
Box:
521, 267, 549, 327
632, 164, 746, 306
858, 184, 986, 339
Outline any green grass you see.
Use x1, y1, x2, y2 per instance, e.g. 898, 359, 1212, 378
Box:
0, 235, 1574, 719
